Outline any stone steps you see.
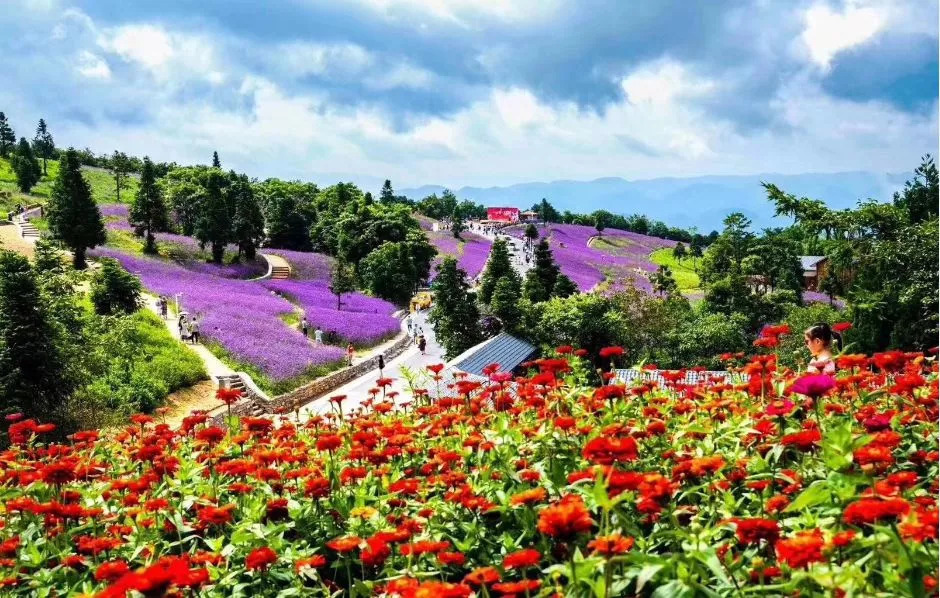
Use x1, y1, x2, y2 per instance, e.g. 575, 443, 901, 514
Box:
270, 265, 290, 279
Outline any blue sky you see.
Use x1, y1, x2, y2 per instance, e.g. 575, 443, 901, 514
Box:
2, 0, 937, 189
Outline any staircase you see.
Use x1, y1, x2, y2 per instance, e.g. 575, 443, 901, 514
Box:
270, 264, 290, 279
216, 374, 266, 416
16, 217, 39, 241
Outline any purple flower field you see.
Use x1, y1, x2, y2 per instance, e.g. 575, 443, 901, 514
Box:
262, 279, 399, 346
505, 223, 675, 290
261, 248, 333, 281
88, 247, 344, 381
426, 228, 492, 280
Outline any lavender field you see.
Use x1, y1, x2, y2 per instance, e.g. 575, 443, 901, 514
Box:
426, 226, 492, 280
95, 205, 402, 387
505, 223, 675, 291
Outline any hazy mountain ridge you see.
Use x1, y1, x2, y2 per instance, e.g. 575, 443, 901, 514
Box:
401, 171, 909, 230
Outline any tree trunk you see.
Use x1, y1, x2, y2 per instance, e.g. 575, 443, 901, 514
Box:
336, 292, 341, 310
73, 246, 86, 270
144, 231, 156, 254
42, 156, 47, 175
212, 242, 224, 264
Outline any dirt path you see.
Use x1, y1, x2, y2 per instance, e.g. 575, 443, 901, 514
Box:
0, 223, 35, 258
159, 380, 219, 428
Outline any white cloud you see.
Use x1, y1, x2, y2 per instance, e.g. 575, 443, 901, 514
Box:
98, 24, 221, 84
275, 41, 373, 77
354, 0, 560, 25
621, 60, 715, 106
800, 2, 887, 69
76, 50, 110, 80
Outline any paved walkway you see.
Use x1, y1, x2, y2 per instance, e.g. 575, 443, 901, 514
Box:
300, 310, 443, 418
475, 224, 533, 278
142, 295, 236, 380
259, 252, 291, 280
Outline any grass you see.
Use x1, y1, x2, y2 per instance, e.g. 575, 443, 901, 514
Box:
650, 247, 702, 291
0, 156, 138, 217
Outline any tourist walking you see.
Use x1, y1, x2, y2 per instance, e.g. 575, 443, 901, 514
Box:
346, 343, 355, 366
406, 314, 413, 333
185, 320, 195, 344
314, 326, 323, 344
190, 317, 200, 344
177, 313, 186, 337
301, 317, 309, 337
418, 335, 427, 355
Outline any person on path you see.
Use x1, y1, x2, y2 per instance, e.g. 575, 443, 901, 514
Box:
314, 326, 324, 344
177, 314, 186, 338
346, 344, 355, 366
412, 327, 419, 344
301, 317, 309, 337
418, 335, 427, 355
190, 317, 200, 344
185, 320, 195, 344
406, 314, 413, 333
378, 354, 385, 378
160, 297, 168, 320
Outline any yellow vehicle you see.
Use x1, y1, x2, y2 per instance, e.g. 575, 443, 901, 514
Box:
410, 291, 433, 312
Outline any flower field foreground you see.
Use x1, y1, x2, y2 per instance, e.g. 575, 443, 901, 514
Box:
0, 349, 936, 597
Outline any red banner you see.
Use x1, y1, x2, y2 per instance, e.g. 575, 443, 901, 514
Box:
487, 207, 520, 222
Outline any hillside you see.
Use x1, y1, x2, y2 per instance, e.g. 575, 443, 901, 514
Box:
0, 157, 137, 216
401, 170, 908, 231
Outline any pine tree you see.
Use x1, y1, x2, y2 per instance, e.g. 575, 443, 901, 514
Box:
110, 151, 132, 203
451, 212, 465, 239
32, 119, 54, 175
0, 112, 15, 158
490, 275, 522, 333
478, 239, 515, 305
229, 175, 264, 260
530, 238, 559, 296
651, 265, 679, 297
212, 151, 221, 168
90, 258, 142, 316
194, 171, 231, 263
129, 157, 169, 254
524, 223, 539, 250
0, 250, 71, 420
10, 138, 41, 193
47, 149, 106, 269
428, 257, 483, 358
380, 179, 395, 204
553, 273, 578, 298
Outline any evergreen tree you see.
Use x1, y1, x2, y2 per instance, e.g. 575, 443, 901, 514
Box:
0, 112, 14, 158
90, 258, 142, 316
329, 259, 356, 310
364, 191, 374, 205
552, 273, 578, 298
428, 257, 483, 358
651, 265, 679, 297
594, 213, 606, 236
47, 149, 106, 269
32, 119, 54, 175
522, 270, 549, 303
527, 238, 559, 299
524, 223, 539, 250
478, 239, 514, 305
451, 212, 465, 239
0, 250, 71, 420
110, 151, 132, 203
212, 151, 221, 168
129, 157, 169, 254
380, 179, 395, 204
490, 275, 522, 333
194, 171, 231, 263
10, 138, 41, 193
229, 175, 264, 260
672, 242, 687, 261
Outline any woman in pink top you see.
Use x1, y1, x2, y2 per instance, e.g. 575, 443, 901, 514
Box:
804, 322, 842, 375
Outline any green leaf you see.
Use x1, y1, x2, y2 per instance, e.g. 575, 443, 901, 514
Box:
784, 481, 832, 513
635, 563, 664, 593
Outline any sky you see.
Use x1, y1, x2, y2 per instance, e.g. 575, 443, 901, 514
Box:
2, 0, 937, 190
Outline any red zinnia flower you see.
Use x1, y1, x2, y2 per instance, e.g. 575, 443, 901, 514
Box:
95, 559, 130, 582
843, 498, 910, 526
463, 567, 500, 587
582, 436, 639, 465
775, 529, 825, 569
537, 494, 594, 539
502, 548, 540, 570
588, 533, 634, 556
732, 518, 780, 545
245, 547, 277, 571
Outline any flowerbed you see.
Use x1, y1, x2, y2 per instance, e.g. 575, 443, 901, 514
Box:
2, 344, 936, 596
427, 228, 492, 280
88, 248, 344, 381
505, 223, 675, 291
262, 279, 400, 347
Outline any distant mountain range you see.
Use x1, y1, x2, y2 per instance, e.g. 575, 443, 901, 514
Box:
400, 171, 909, 231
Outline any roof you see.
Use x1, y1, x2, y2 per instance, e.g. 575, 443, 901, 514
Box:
450, 332, 537, 377
799, 255, 827, 270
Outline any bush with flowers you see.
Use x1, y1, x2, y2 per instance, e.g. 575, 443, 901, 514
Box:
0, 341, 936, 597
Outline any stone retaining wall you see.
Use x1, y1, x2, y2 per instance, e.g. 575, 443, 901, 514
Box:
219, 328, 414, 421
